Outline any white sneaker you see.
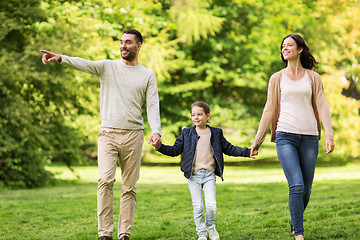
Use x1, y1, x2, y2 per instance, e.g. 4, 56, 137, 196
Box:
206, 224, 219, 240
198, 237, 207, 240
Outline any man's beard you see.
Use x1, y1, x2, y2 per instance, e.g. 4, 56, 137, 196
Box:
121, 48, 136, 61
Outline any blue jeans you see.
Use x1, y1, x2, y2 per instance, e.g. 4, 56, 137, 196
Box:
276, 131, 319, 236
188, 169, 217, 238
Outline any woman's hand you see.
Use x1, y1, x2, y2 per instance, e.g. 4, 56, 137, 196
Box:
326, 139, 335, 154
250, 143, 259, 159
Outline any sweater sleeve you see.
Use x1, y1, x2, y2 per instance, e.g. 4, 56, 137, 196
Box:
60, 55, 105, 76
220, 129, 251, 157
146, 73, 161, 135
157, 134, 184, 157
313, 73, 334, 140
252, 74, 277, 149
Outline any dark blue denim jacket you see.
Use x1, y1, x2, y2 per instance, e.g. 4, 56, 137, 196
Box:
157, 126, 250, 180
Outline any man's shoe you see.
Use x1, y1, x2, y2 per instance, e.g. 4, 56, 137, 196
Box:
289, 219, 294, 234
120, 236, 130, 240
98, 236, 113, 240
206, 224, 220, 240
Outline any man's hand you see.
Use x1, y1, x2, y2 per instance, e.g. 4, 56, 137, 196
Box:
40, 50, 61, 64
148, 133, 161, 150
325, 139, 335, 154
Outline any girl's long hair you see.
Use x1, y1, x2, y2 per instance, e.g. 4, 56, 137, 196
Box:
281, 34, 318, 70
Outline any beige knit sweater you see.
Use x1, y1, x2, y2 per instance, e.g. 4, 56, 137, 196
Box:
60, 55, 161, 134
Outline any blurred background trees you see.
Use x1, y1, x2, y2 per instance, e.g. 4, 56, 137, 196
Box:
1, 0, 359, 188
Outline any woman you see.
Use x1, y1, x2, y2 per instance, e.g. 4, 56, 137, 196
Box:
250, 34, 335, 240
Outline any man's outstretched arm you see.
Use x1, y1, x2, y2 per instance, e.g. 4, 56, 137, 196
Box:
40, 50, 104, 76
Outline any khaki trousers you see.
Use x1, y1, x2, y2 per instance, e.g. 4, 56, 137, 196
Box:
97, 127, 144, 239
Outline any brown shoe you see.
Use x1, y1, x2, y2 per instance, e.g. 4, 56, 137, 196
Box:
98, 236, 113, 240
120, 236, 129, 240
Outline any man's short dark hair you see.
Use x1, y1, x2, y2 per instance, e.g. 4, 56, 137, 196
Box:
123, 29, 143, 43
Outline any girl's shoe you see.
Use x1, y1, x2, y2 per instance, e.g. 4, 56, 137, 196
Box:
206, 224, 220, 240
198, 237, 207, 240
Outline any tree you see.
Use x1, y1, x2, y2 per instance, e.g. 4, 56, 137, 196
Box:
309, 0, 360, 161
1, 0, 359, 188
0, 0, 102, 187
0, 0, 53, 187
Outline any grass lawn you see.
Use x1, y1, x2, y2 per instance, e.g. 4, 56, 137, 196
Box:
1, 163, 359, 240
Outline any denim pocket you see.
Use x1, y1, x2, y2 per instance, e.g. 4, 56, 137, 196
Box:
276, 131, 289, 144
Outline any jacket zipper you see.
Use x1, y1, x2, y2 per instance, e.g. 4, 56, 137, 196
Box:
211, 144, 223, 180
190, 135, 200, 174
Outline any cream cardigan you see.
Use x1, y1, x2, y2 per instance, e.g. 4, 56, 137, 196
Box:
253, 69, 333, 149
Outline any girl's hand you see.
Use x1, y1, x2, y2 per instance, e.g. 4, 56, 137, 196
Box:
326, 139, 335, 154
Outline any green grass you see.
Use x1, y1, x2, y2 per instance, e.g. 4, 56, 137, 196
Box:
1, 164, 359, 240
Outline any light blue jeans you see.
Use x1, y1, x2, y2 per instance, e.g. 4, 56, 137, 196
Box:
188, 169, 217, 238
276, 131, 319, 236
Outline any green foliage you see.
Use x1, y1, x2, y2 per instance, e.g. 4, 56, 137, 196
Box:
156, 0, 316, 140
0, 0, 51, 188
169, 0, 224, 43
308, 0, 360, 161
320, 72, 360, 161
0, 53, 51, 188
0, 0, 97, 187
0, 0, 45, 52
1, 0, 359, 187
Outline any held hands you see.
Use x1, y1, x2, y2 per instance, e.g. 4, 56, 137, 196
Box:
148, 133, 162, 150
40, 50, 61, 64
249, 143, 258, 159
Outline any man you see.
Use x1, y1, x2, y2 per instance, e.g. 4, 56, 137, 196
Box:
41, 29, 161, 240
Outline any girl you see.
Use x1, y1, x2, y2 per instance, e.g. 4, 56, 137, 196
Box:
250, 34, 335, 240
155, 101, 252, 240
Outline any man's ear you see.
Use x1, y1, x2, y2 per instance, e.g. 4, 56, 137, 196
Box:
137, 42, 142, 51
